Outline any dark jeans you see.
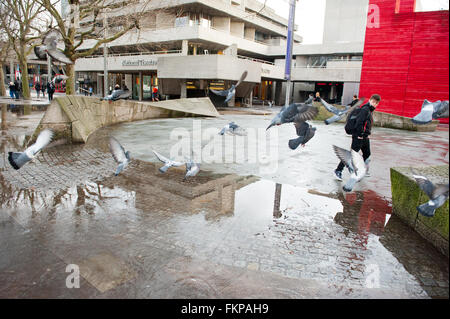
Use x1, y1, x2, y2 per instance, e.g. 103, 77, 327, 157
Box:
336, 135, 371, 172
48, 92, 54, 101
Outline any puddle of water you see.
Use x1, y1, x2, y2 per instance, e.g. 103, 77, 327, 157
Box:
0, 114, 448, 298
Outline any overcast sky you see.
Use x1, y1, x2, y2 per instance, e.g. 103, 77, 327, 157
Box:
261, 0, 326, 44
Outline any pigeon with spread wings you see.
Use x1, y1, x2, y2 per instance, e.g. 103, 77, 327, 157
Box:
153, 150, 185, 173
413, 174, 449, 217
8, 129, 54, 170
319, 97, 366, 125
34, 29, 73, 65
109, 136, 131, 176
210, 70, 248, 105
411, 100, 449, 124
333, 145, 367, 192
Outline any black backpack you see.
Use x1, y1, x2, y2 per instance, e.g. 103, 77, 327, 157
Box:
345, 105, 366, 135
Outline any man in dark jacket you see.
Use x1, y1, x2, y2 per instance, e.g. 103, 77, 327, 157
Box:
14, 80, 20, 99
334, 94, 381, 181
47, 81, 55, 101
348, 95, 359, 107
35, 82, 41, 98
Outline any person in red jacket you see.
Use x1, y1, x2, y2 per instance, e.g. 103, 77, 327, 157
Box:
152, 87, 159, 102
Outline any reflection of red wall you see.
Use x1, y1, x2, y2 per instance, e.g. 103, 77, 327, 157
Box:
359, 0, 449, 124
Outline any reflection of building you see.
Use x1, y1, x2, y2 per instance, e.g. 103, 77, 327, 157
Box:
0, 156, 259, 221
117, 162, 259, 218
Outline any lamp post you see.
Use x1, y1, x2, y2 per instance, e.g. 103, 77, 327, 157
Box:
284, 0, 297, 107
103, 10, 108, 97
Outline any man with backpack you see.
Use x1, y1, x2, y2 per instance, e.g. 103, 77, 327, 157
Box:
334, 94, 381, 181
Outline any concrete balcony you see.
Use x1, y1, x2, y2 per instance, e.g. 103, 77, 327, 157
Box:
83, 0, 297, 40
75, 25, 276, 56
291, 61, 362, 82
157, 54, 262, 82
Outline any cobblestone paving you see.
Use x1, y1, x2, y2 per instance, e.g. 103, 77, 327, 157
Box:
0, 135, 448, 298
0, 119, 448, 298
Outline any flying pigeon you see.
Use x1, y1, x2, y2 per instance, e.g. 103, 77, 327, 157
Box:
102, 88, 132, 101
152, 150, 184, 173
289, 121, 316, 150
411, 100, 449, 124
53, 74, 68, 84
109, 136, 130, 176
332, 145, 367, 192
184, 153, 200, 180
266, 99, 318, 131
413, 175, 449, 217
34, 29, 73, 65
219, 122, 247, 136
319, 97, 366, 125
210, 70, 248, 105
8, 129, 54, 170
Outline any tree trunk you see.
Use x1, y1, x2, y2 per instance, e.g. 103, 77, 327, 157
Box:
19, 57, 30, 100
0, 65, 6, 96
65, 63, 75, 95
1, 104, 7, 130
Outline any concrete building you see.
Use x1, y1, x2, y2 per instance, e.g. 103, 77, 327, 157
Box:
68, 0, 368, 105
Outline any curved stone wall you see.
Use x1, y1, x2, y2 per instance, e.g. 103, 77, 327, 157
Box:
34, 96, 220, 143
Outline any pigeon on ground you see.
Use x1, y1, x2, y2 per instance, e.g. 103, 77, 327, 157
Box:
412, 175, 449, 217
289, 121, 316, 150
34, 29, 73, 65
319, 97, 366, 125
109, 136, 130, 176
184, 153, 200, 180
266, 98, 318, 131
152, 150, 184, 173
210, 70, 248, 105
219, 122, 247, 136
8, 129, 54, 170
332, 145, 367, 192
411, 100, 449, 124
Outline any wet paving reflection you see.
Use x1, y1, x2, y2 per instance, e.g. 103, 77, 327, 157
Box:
1, 158, 448, 298
0, 115, 448, 298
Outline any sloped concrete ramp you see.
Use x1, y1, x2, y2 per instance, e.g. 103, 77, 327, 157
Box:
34, 96, 219, 143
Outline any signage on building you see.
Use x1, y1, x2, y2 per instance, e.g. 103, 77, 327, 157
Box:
122, 59, 157, 67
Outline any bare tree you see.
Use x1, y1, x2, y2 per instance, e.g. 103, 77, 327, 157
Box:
0, 41, 10, 97
36, 0, 157, 95
0, 0, 48, 100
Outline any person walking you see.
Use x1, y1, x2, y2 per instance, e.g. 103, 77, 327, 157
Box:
9, 82, 15, 99
42, 82, 46, 98
35, 81, 41, 99
348, 95, 360, 107
89, 86, 93, 96
14, 80, 20, 99
334, 94, 381, 181
47, 81, 55, 101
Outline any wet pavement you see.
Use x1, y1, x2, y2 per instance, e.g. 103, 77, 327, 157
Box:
0, 112, 449, 299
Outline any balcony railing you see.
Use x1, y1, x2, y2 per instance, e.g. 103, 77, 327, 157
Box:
82, 50, 182, 59
237, 55, 274, 65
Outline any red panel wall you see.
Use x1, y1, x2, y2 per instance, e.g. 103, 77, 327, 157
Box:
359, 0, 449, 123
